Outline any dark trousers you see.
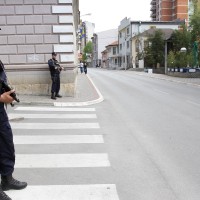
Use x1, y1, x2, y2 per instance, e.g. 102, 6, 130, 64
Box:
51, 74, 60, 94
84, 67, 87, 74
0, 107, 15, 176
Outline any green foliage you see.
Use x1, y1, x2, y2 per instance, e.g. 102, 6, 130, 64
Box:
144, 30, 164, 68
167, 51, 176, 68
171, 25, 191, 52
187, 52, 195, 67
142, 7, 200, 69
190, 8, 200, 42
175, 52, 188, 68
82, 41, 93, 61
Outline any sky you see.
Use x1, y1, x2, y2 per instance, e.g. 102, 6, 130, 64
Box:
79, 0, 151, 33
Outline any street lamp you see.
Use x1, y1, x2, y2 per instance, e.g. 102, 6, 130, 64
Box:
164, 38, 172, 74
180, 47, 187, 53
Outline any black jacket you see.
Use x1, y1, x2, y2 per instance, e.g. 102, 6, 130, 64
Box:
0, 61, 7, 108
48, 58, 61, 76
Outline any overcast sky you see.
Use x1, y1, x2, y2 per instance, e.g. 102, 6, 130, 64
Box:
79, 0, 151, 33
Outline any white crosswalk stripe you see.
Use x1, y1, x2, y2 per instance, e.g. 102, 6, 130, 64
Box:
9, 113, 97, 119
15, 153, 110, 168
10, 106, 119, 200
15, 106, 96, 112
6, 184, 119, 200
14, 135, 104, 144
11, 122, 100, 129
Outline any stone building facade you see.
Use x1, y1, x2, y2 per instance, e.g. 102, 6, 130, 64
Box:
0, 0, 79, 96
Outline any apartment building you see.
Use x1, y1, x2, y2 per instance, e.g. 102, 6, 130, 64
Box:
91, 33, 98, 67
118, 17, 183, 69
150, 0, 189, 22
0, 0, 79, 96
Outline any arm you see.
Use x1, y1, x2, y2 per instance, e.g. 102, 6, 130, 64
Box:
0, 90, 15, 104
48, 59, 57, 70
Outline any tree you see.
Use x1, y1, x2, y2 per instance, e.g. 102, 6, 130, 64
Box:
167, 51, 176, 68
171, 25, 191, 53
82, 41, 93, 62
144, 30, 164, 68
190, 5, 200, 43
189, 8, 200, 67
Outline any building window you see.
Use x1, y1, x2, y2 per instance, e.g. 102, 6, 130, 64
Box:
135, 40, 139, 52
115, 59, 118, 65
127, 41, 129, 49
120, 44, 122, 50
120, 32, 122, 38
127, 27, 129, 35
113, 47, 116, 55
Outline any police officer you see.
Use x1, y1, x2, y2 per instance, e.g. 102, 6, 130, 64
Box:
0, 60, 27, 200
48, 52, 63, 100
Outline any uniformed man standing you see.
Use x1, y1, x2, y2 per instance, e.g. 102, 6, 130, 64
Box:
0, 61, 27, 200
48, 52, 63, 100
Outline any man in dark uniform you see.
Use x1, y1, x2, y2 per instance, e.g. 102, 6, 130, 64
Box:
48, 52, 63, 100
0, 61, 27, 200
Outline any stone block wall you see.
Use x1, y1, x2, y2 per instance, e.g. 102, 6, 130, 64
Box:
0, 0, 79, 96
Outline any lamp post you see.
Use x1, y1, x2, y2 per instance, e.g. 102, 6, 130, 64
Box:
124, 34, 130, 70
180, 47, 187, 71
164, 40, 168, 74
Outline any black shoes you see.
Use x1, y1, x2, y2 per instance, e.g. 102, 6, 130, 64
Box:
51, 93, 57, 100
51, 93, 62, 99
1, 175, 27, 191
0, 186, 12, 200
55, 93, 62, 98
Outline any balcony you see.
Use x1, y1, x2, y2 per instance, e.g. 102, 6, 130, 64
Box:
150, 0, 156, 5
151, 5, 156, 11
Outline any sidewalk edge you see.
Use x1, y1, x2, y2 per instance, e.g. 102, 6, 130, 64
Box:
54, 74, 104, 107
137, 73, 200, 87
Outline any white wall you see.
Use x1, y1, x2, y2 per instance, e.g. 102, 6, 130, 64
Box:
97, 29, 118, 59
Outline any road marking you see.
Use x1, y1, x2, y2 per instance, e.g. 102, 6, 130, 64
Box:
11, 123, 100, 129
8, 113, 97, 119
15, 107, 96, 112
187, 100, 200, 107
15, 154, 110, 168
14, 135, 104, 144
153, 89, 169, 95
7, 184, 119, 200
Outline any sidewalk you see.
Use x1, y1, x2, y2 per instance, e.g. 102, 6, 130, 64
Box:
14, 73, 104, 107
135, 71, 200, 87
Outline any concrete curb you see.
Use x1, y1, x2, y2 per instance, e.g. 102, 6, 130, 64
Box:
54, 74, 104, 107
13, 74, 104, 107
137, 73, 200, 88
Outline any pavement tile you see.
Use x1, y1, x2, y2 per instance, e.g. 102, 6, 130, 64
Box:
13, 74, 102, 107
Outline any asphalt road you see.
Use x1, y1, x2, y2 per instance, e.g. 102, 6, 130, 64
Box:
89, 69, 200, 200
8, 69, 200, 200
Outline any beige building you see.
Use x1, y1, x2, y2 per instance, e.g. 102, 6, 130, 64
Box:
104, 41, 119, 69
0, 0, 79, 96
131, 28, 174, 68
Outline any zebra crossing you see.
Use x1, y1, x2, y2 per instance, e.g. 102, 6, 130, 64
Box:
7, 106, 120, 200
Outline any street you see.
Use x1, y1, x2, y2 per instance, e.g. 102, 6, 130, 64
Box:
7, 69, 200, 200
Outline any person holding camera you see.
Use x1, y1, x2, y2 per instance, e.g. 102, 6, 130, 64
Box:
48, 52, 64, 100
0, 60, 27, 200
